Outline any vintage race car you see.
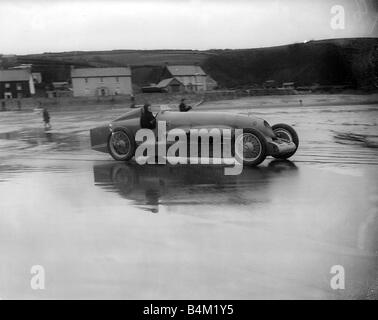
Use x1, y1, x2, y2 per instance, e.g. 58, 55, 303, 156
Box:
90, 106, 299, 166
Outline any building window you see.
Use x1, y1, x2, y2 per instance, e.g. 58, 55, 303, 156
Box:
116, 77, 119, 82
100, 77, 104, 83
5, 83, 10, 89
16, 83, 22, 91
85, 78, 88, 83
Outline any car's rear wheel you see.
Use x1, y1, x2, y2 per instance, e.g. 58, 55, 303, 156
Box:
234, 128, 267, 166
108, 128, 136, 161
272, 123, 299, 159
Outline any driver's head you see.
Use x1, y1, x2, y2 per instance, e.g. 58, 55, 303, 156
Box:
143, 103, 151, 113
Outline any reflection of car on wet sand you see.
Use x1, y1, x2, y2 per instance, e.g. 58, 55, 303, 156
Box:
90, 107, 299, 166
93, 160, 298, 213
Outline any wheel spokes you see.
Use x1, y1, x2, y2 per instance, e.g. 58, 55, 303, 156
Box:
236, 133, 262, 161
111, 132, 130, 156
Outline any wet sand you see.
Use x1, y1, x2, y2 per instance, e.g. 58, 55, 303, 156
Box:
0, 98, 377, 299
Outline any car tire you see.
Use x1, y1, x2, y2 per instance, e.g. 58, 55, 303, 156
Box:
108, 128, 136, 161
234, 128, 267, 166
272, 123, 299, 159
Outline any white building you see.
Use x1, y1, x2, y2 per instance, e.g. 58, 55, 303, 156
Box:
71, 67, 132, 97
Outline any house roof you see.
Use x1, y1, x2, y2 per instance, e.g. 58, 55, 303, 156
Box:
166, 65, 206, 76
0, 69, 31, 82
71, 67, 131, 78
156, 77, 183, 88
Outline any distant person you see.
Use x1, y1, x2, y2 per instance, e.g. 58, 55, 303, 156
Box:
179, 98, 192, 112
140, 104, 156, 129
42, 108, 51, 129
1, 100, 6, 112
130, 95, 136, 108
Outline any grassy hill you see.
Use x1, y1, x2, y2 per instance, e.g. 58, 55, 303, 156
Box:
15, 38, 378, 90
203, 38, 378, 90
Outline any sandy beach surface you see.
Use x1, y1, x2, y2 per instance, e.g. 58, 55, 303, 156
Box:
0, 95, 377, 299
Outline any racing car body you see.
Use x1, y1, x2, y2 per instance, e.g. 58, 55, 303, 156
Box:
90, 107, 299, 166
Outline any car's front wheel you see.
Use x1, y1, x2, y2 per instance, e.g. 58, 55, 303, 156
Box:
108, 128, 136, 161
272, 123, 299, 159
234, 128, 267, 166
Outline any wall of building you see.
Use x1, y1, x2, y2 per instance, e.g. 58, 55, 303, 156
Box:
164, 83, 185, 93
72, 76, 132, 97
0, 81, 31, 99
173, 75, 207, 91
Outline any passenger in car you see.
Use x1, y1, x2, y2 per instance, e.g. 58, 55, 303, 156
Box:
179, 98, 192, 112
140, 103, 156, 129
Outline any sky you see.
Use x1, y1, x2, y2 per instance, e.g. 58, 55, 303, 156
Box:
0, 0, 377, 54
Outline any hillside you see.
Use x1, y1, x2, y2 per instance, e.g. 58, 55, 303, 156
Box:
203, 38, 378, 90
13, 38, 378, 90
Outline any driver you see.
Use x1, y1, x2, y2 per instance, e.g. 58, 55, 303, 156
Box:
140, 103, 156, 129
179, 98, 192, 112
